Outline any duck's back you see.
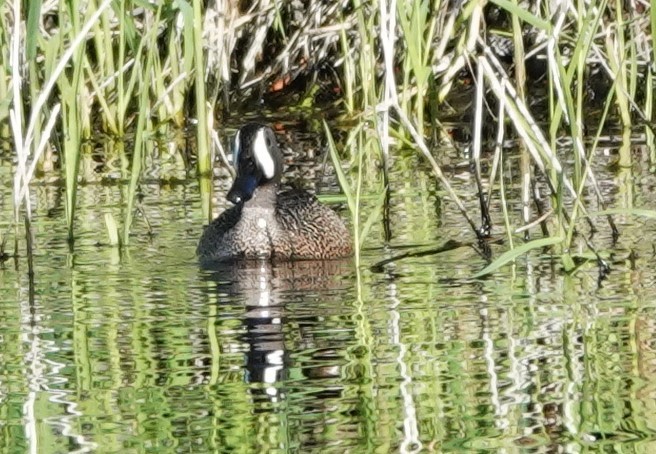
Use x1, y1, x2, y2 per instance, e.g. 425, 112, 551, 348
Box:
274, 189, 353, 259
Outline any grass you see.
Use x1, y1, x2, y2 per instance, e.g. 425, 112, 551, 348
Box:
1, 0, 654, 273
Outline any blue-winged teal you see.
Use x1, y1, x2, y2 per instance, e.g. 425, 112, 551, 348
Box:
197, 123, 353, 262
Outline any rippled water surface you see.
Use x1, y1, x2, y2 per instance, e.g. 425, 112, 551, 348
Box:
1, 140, 656, 453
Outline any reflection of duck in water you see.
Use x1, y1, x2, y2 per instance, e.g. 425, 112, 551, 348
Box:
197, 123, 353, 263
203, 259, 352, 387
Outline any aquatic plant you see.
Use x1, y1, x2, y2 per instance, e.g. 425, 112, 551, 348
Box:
1, 0, 654, 274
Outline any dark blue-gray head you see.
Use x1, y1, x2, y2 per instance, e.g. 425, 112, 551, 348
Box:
227, 123, 284, 205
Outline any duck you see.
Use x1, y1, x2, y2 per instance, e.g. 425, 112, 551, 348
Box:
197, 123, 353, 262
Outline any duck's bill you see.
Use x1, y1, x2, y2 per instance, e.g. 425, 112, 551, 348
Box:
227, 174, 258, 204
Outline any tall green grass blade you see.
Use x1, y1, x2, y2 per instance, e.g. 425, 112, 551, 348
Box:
646, 68, 655, 164
591, 208, 656, 219
357, 187, 386, 249
104, 213, 120, 247
117, 0, 128, 136
324, 121, 355, 216
177, 0, 195, 81
123, 4, 162, 245
123, 77, 150, 245
472, 236, 564, 278
193, 0, 212, 223
652, 1, 656, 67
352, 0, 377, 108
338, 11, 356, 112
25, 0, 41, 61
59, 0, 88, 242
396, 0, 433, 133
489, 0, 551, 30
85, 63, 118, 133
325, 120, 363, 261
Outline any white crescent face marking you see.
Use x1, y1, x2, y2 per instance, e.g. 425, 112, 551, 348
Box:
232, 130, 241, 170
253, 129, 275, 179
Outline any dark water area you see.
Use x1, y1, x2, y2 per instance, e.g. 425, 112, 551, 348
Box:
1, 130, 656, 452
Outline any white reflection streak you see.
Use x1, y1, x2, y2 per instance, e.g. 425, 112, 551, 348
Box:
264, 349, 284, 399
21, 295, 96, 453
481, 307, 505, 429
564, 288, 590, 438
389, 282, 422, 453
21, 298, 43, 454
46, 358, 98, 453
258, 263, 283, 398
259, 264, 270, 306
23, 390, 36, 454
507, 322, 522, 421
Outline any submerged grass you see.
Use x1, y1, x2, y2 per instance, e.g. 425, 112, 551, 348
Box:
1, 0, 654, 273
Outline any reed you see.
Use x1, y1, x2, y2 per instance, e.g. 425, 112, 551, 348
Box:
123, 4, 162, 246
8, 0, 113, 242
395, 0, 435, 136
3, 0, 206, 245
193, 0, 213, 225
331, 0, 654, 273
0, 0, 652, 271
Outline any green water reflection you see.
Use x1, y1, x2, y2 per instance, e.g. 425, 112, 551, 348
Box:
1, 145, 656, 453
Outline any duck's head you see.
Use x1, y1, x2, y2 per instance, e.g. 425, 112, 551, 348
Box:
227, 123, 284, 205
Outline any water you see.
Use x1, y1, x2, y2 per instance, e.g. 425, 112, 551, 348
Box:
1, 139, 656, 453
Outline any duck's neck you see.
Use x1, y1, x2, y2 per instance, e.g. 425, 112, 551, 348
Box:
243, 183, 278, 209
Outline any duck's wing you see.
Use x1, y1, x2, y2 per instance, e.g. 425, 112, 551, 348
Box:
276, 189, 353, 259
